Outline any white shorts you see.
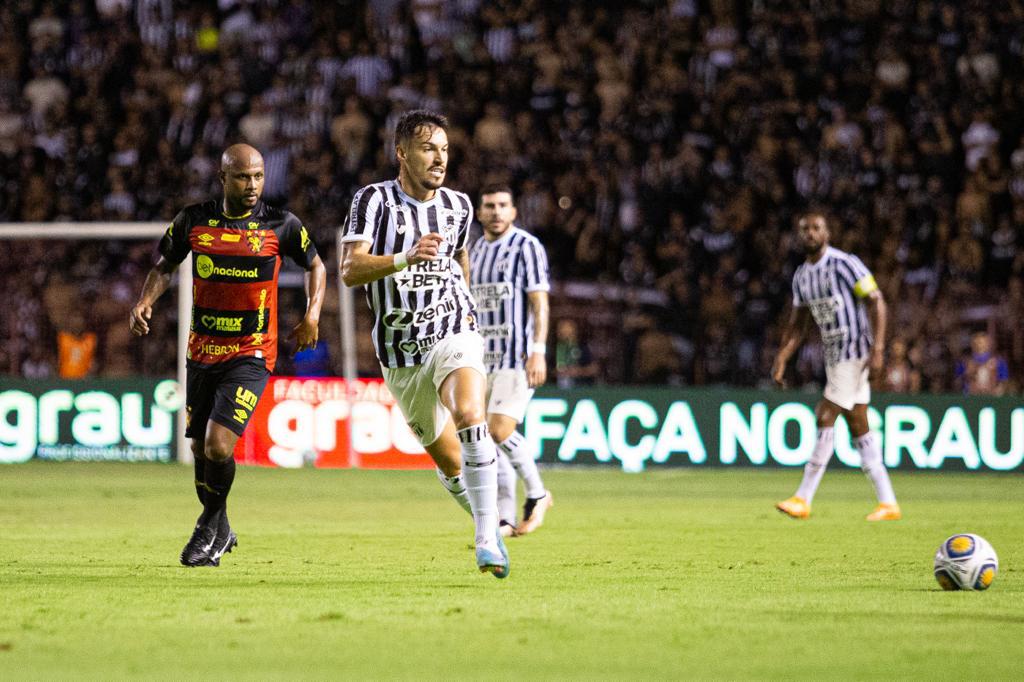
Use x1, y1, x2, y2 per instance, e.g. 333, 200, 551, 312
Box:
824, 358, 870, 410
381, 331, 487, 446
486, 368, 534, 423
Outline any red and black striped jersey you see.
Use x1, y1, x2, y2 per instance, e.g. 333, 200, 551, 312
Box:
158, 199, 318, 372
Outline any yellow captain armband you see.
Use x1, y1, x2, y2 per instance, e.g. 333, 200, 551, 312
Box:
853, 274, 878, 298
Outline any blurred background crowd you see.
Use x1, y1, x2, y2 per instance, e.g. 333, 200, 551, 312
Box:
1, 0, 1021, 395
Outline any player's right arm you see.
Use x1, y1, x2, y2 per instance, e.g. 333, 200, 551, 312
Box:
130, 257, 178, 336
772, 305, 811, 387
131, 210, 192, 336
340, 185, 445, 287
340, 234, 445, 287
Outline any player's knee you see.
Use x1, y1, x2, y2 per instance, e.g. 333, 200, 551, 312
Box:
487, 416, 513, 442
190, 439, 205, 460
204, 436, 234, 462
452, 404, 486, 431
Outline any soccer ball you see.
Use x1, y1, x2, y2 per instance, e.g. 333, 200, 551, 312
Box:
933, 533, 998, 591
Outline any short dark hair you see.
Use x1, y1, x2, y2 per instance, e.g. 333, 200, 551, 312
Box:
479, 184, 515, 203
395, 109, 449, 146
798, 210, 829, 226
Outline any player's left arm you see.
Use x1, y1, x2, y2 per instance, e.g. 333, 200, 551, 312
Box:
291, 254, 326, 352
526, 290, 549, 388
453, 195, 474, 284
283, 218, 325, 352
455, 247, 471, 283
862, 289, 887, 381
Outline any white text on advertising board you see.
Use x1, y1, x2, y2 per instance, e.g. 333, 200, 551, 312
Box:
524, 399, 1024, 472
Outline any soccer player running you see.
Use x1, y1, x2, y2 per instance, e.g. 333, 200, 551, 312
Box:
469, 185, 553, 537
130, 143, 326, 566
771, 212, 901, 521
340, 110, 509, 578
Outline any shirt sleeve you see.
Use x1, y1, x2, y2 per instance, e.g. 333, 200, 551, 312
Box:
157, 209, 192, 264
280, 213, 318, 269
454, 193, 474, 252
848, 255, 879, 298
791, 275, 805, 307
341, 185, 382, 245
522, 238, 551, 293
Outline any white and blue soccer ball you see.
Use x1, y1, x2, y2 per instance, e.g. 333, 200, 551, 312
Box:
933, 533, 998, 591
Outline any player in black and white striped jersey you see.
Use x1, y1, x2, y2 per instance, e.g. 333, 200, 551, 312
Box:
340, 110, 509, 578
771, 212, 901, 522
469, 185, 553, 537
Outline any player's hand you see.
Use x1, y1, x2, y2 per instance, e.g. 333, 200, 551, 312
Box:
526, 352, 547, 388
407, 233, 445, 264
771, 356, 787, 387
130, 303, 152, 336
868, 349, 884, 381
290, 315, 319, 353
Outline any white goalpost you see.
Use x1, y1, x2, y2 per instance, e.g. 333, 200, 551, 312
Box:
0, 222, 193, 463
1, 222, 361, 466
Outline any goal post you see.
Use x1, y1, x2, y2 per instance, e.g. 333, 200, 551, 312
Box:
0, 222, 193, 463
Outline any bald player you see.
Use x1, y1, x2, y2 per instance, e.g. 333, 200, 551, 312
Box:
131, 144, 327, 566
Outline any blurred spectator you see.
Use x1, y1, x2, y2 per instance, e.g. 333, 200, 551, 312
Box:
555, 319, 597, 389
56, 312, 97, 379
955, 331, 1009, 396
21, 345, 53, 379
883, 338, 921, 394
0, 1, 1021, 391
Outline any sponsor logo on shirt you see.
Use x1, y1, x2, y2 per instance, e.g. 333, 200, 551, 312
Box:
471, 283, 514, 311
479, 325, 512, 340
398, 333, 441, 355
201, 342, 240, 355
394, 258, 451, 291
200, 315, 243, 333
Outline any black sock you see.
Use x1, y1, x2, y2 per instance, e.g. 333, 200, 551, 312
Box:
199, 457, 236, 526
194, 454, 207, 506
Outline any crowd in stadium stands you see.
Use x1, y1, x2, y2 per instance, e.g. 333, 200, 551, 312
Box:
2, 0, 1023, 394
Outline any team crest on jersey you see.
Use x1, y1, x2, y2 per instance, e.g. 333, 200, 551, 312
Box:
438, 207, 467, 240
491, 257, 513, 277
247, 231, 264, 254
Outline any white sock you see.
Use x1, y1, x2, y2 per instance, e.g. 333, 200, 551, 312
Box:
856, 432, 897, 504
496, 453, 517, 525
796, 427, 834, 504
457, 423, 499, 547
497, 430, 546, 499
435, 468, 471, 515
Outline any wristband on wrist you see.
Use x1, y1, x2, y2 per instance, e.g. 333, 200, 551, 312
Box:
393, 251, 409, 271
530, 342, 547, 355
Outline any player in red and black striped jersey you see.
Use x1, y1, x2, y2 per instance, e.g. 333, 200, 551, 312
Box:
130, 143, 326, 567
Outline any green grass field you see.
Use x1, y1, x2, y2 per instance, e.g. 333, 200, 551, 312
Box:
1, 463, 1022, 679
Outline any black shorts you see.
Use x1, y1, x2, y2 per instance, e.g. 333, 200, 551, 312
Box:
185, 357, 270, 439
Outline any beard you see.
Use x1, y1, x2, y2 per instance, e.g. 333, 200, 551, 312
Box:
420, 167, 445, 189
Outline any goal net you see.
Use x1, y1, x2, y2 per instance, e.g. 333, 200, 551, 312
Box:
0, 223, 193, 462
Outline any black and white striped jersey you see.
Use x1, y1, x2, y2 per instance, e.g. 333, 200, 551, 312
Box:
342, 179, 477, 368
469, 226, 550, 371
791, 246, 878, 366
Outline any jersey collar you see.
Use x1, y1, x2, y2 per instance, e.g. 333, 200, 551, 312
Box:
393, 179, 440, 207
221, 199, 258, 220
485, 225, 518, 243
805, 246, 833, 269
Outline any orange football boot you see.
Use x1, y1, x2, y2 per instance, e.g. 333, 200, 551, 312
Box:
866, 503, 902, 521
775, 496, 810, 519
